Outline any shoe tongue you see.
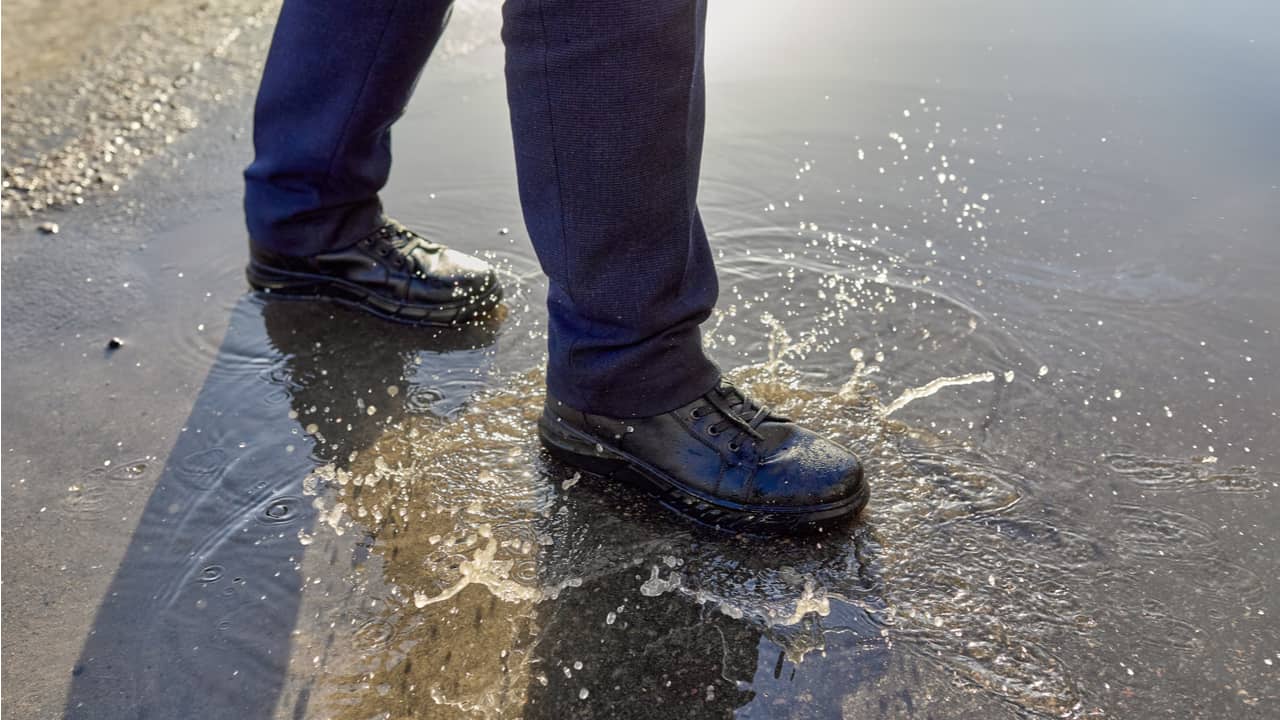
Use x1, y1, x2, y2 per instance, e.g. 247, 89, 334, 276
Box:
719, 384, 756, 417
710, 383, 791, 451
389, 228, 441, 254
711, 384, 764, 426
387, 227, 414, 248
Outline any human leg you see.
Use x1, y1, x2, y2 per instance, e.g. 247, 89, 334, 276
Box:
243, 0, 500, 324
502, 0, 720, 418
502, 0, 867, 530
245, 0, 455, 255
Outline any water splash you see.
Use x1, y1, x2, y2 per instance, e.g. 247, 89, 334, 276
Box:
879, 371, 997, 417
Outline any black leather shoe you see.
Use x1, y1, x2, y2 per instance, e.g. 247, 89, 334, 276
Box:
538, 380, 868, 532
246, 219, 502, 326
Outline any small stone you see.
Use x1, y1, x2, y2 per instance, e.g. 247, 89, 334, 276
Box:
498, 227, 510, 235
38, 221, 59, 234
107, 337, 124, 350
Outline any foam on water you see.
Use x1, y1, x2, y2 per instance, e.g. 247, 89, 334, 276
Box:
880, 371, 997, 417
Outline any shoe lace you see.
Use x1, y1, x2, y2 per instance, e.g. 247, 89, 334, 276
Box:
363, 221, 442, 273
696, 381, 770, 450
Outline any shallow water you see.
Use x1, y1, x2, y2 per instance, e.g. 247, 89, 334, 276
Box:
4, 1, 1279, 718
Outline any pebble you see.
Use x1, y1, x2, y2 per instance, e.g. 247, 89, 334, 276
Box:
107, 337, 124, 350
37, 221, 59, 234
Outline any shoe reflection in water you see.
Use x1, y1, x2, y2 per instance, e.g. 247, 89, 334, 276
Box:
262, 295, 503, 465
521, 496, 765, 719
292, 469, 768, 719
64, 296, 499, 719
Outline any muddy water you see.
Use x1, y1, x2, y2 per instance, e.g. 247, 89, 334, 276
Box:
3, 0, 1279, 718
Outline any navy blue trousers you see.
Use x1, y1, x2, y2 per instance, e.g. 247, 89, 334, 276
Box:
244, 0, 720, 417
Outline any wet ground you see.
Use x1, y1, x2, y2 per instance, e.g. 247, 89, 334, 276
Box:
3, 1, 1279, 718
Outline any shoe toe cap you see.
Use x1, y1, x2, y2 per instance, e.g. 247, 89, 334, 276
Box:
406, 249, 501, 305
753, 430, 864, 506
442, 251, 502, 300
439, 247, 494, 282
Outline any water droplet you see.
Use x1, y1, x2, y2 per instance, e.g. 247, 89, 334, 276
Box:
260, 496, 302, 524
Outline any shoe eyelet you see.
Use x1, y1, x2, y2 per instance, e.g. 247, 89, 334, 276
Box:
707, 426, 721, 436
728, 442, 741, 451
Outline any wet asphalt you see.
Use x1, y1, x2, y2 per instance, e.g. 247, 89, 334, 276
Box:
4, 1, 1280, 719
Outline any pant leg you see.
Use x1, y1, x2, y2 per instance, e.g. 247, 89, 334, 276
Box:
503, 0, 720, 418
244, 0, 455, 256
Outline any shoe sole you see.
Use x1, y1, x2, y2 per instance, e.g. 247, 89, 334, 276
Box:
538, 413, 868, 534
246, 261, 503, 327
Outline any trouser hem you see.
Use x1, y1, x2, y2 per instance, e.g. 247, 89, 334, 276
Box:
546, 349, 720, 419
